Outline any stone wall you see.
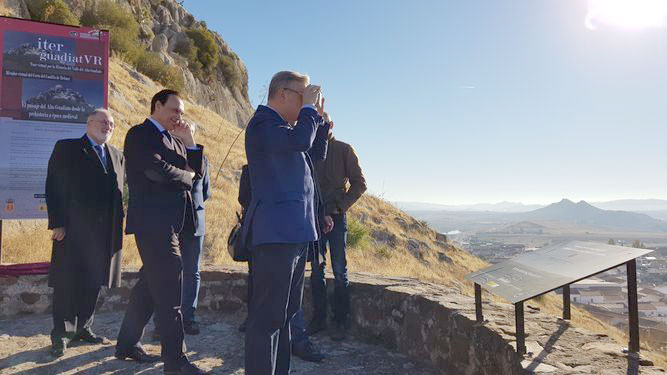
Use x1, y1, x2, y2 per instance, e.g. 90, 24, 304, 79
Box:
0, 267, 523, 375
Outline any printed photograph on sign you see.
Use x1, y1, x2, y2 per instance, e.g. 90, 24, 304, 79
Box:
21, 79, 103, 123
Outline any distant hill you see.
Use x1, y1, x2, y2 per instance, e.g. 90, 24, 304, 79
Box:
394, 201, 544, 212
517, 199, 667, 232
590, 199, 667, 212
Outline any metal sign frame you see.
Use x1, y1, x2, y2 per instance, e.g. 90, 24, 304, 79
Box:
466, 241, 651, 356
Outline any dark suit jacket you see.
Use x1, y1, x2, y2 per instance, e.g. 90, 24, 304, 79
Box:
124, 119, 204, 235
45, 136, 125, 288
192, 155, 211, 236
238, 117, 328, 264
243, 105, 325, 246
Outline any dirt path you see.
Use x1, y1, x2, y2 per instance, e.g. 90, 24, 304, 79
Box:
0, 311, 435, 374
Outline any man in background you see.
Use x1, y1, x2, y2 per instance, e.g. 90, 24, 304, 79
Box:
308, 115, 367, 341
45, 109, 125, 357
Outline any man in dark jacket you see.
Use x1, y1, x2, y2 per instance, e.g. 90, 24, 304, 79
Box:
308, 117, 367, 341
46, 108, 125, 357
115, 89, 209, 375
243, 70, 328, 375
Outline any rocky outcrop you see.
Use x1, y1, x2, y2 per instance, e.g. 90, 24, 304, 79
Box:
3, 0, 254, 128
2, 269, 663, 374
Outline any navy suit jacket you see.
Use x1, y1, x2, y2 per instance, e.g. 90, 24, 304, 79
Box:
243, 105, 324, 246
124, 119, 204, 234
192, 155, 211, 236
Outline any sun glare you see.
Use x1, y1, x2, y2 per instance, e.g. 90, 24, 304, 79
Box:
586, 0, 667, 30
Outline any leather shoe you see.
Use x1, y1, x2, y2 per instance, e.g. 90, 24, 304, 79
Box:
184, 321, 200, 335
73, 329, 111, 345
164, 361, 211, 375
50, 337, 67, 357
115, 346, 161, 363
292, 340, 325, 362
306, 318, 327, 336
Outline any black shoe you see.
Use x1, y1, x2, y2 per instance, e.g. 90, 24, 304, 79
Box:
184, 321, 200, 335
330, 323, 347, 341
306, 318, 328, 336
73, 328, 111, 345
293, 340, 325, 362
50, 337, 67, 357
238, 319, 247, 333
115, 346, 161, 363
164, 361, 211, 375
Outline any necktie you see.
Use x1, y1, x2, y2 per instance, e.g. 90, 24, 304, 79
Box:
94, 144, 107, 170
162, 130, 173, 146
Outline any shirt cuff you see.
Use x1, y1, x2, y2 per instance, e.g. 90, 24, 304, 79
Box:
187, 146, 201, 151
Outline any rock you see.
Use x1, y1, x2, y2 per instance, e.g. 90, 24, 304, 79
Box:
151, 33, 169, 54
521, 360, 559, 373
156, 5, 173, 25
581, 342, 624, 357
435, 232, 447, 243
437, 252, 452, 263
20, 292, 40, 305
168, 31, 189, 52
371, 230, 397, 246
139, 21, 155, 41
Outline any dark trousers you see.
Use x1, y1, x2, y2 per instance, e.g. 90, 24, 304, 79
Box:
181, 234, 203, 323
116, 231, 187, 370
311, 213, 350, 324
51, 274, 100, 340
245, 242, 307, 375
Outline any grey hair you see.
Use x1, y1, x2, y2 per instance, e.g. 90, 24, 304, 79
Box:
87, 108, 112, 122
267, 71, 309, 99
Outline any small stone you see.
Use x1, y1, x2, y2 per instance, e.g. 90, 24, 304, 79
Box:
20, 292, 40, 305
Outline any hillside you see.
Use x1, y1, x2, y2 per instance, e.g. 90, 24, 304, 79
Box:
518, 199, 667, 232
1, 2, 666, 370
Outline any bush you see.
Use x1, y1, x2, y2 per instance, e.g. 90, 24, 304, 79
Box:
80, 0, 140, 61
174, 38, 202, 76
347, 218, 369, 249
185, 27, 219, 77
219, 54, 240, 88
136, 51, 184, 92
80, 0, 183, 92
26, 0, 79, 25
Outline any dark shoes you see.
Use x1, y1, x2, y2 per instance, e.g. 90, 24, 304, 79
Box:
330, 322, 347, 341
292, 340, 325, 362
164, 361, 211, 375
306, 318, 328, 336
50, 336, 68, 357
184, 321, 200, 335
115, 346, 161, 363
72, 328, 111, 345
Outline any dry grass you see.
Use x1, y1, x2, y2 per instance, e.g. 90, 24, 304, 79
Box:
1, 58, 665, 366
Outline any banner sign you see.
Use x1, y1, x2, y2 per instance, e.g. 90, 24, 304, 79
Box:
0, 17, 109, 219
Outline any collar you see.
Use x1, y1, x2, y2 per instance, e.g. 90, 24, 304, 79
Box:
85, 134, 104, 148
148, 116, 167, 133
264, 104, 287, 123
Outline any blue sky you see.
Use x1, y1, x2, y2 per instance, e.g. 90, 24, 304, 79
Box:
186, 0, 667, 205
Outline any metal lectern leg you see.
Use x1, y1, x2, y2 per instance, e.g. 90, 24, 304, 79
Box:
563, 285, 571, 320
515, 301, 526, 355
626, 259, 640, 354
474, 283, 483, 322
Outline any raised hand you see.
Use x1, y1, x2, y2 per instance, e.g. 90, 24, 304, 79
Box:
171, 120, 196, 148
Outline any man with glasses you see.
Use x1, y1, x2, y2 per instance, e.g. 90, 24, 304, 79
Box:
46, 109, 125, 357
243, 71, 328, 375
